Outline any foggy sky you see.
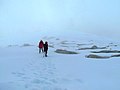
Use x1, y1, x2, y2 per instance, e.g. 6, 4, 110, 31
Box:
0, 0, 120, 46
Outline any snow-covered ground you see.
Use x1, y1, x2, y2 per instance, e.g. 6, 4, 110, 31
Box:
0, 32, 120, 90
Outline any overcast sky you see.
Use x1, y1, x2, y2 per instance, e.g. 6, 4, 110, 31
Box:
0, 0, 120, 46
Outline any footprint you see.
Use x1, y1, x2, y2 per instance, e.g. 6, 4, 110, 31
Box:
31, 79, 51, 85
22, 77, 31, 80
49, 79, 58, 83
12, 72, 25, 77
12, 72, 17, 75
48, 71, 54, 75
42, 87, 67, 90
75, 78, 83, 83
33, 73, 38, 75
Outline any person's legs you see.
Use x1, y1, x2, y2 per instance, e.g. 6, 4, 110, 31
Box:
42, 48, 44, 53
45, 50, 47, 57
46, 50, 48, 56
39, 48, 40, 53
39, 48, 42, 53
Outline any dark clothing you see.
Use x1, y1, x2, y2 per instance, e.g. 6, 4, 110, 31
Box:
44, 42, 48, 57
44, 44, 48, 52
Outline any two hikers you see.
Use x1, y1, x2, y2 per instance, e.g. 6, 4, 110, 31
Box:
38, 40, 48, 57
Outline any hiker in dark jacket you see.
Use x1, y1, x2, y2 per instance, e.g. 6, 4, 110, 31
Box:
44, 41, 48, 57
39, 40, 44, 53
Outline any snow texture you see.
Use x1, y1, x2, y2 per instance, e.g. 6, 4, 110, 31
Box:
0, 33, 120, 90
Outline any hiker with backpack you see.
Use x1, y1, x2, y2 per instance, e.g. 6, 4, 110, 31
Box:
39, 40, 44, 53
44, 41, 48, 57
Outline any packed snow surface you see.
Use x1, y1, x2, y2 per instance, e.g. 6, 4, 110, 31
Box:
0, 33, 120, 90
